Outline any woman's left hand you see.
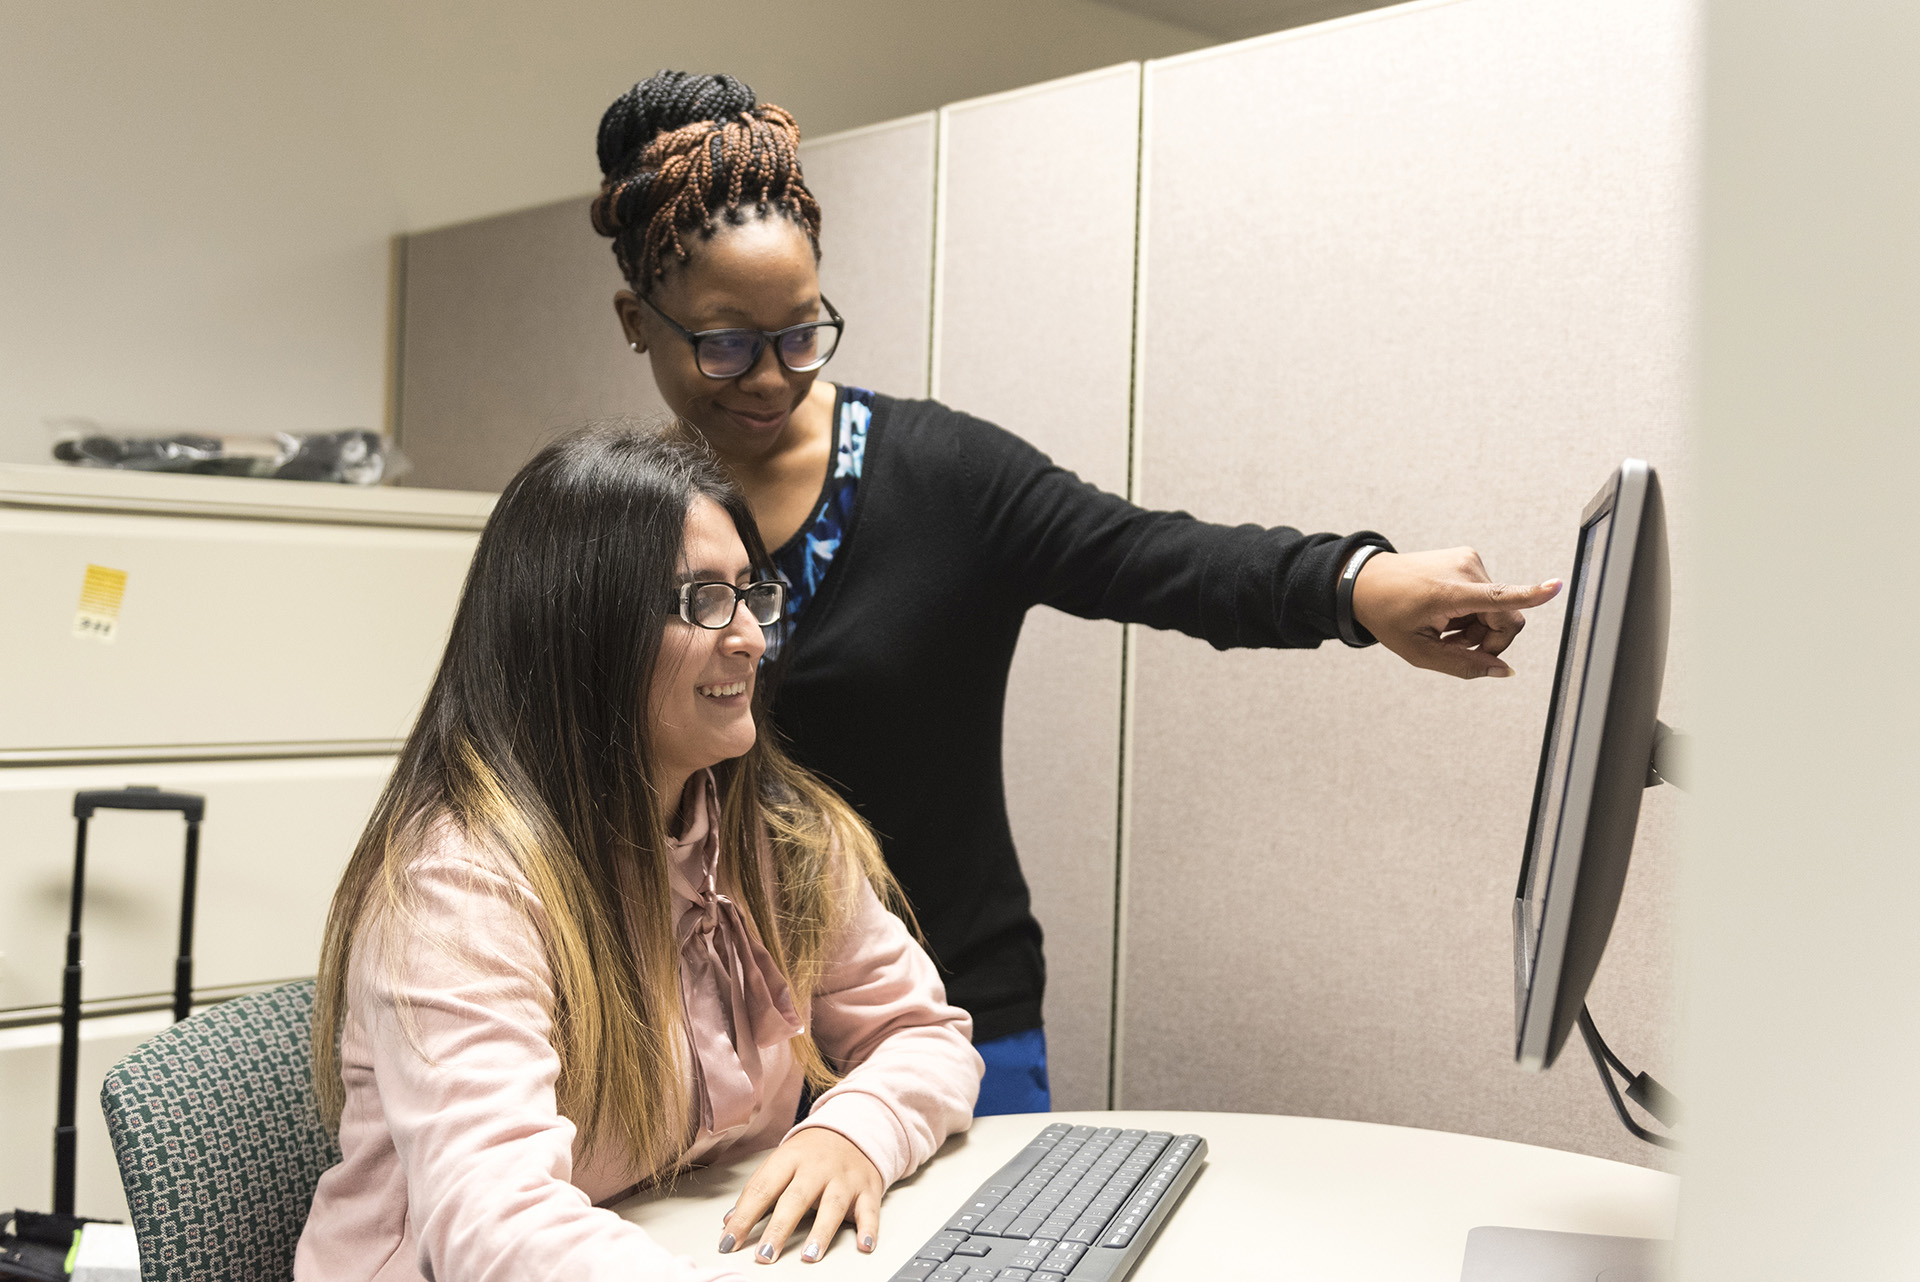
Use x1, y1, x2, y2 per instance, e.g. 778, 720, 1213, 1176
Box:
720, 1127, 884, 1264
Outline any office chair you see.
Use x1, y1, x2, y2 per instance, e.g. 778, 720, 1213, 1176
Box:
100, 980, 341, 1282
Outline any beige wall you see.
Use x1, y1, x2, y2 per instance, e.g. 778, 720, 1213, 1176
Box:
0, 2, 1207, 470
1678, 0, 1920, 1274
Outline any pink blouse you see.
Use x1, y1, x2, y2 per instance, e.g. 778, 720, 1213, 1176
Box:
295, 773, 982, 1282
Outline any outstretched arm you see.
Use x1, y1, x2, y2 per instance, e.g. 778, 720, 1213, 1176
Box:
947, 409, 1558, 676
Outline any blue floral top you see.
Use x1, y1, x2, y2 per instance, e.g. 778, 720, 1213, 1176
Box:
771, 385, 872, 630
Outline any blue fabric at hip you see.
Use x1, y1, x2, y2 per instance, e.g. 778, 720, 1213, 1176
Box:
973, 1027, 1051, 1116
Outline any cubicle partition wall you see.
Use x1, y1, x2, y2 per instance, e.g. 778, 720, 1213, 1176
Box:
933, 65, 1144, 1110
803, 114, 939, 397
397, 0, 1695, 1165
399, 196, 666, 494
1120, 0, 1694, 1166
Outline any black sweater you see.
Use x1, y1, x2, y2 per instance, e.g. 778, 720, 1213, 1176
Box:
770, 394, 1389, 1042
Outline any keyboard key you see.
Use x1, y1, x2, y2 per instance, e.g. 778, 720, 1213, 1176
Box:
995, 1271, 1032, 1282
946, 1212, 985, 1233
891, 1262, 936, 1281
1008, 1244, 1051, 1270
1033, 1274, 1069, 1282
962, 1269, 997, 1282
953, 1240, 993, 1257
1040, 1242, 1088, 1273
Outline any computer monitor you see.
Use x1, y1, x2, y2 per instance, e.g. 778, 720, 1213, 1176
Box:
1514, 459, 1669, 1074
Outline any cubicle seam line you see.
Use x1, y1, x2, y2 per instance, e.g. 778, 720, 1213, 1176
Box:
1107, 61, 1150, 1112
926, 109, 948, 400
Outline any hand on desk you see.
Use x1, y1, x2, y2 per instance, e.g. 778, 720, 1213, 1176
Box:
719, 1127, 883, 1264
1352, 548, 1562, 680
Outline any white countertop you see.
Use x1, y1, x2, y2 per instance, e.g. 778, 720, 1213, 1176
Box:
616, 1110, 1678, 1281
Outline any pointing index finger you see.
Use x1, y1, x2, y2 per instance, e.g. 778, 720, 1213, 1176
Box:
1476, 578, 1563, 610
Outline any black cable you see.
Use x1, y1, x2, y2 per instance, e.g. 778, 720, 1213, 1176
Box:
1583, 1007, 1635, 1079
1578, 1006, 1679, 1151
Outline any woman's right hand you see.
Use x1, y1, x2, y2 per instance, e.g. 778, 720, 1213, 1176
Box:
1350, 547, 1562, 679
719, 1126, 884, 1264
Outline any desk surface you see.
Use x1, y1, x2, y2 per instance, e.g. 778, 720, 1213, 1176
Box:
616, 1111, 1678, 1281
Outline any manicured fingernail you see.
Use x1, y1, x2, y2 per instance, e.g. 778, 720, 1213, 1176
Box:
861, 1235, 874, 1252
758, 1243, 777, 1262
802, 1242, 821, 1261
718, 1233, 736, 1252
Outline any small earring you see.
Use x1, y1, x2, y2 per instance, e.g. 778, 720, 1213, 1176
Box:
629, 341, 639, 352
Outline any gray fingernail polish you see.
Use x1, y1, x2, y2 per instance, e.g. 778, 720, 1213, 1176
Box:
718, 1233, 735, 1253
861, 1235, 875, 1251
758, 1243, 777, 1262
802, 1242, 821, 1261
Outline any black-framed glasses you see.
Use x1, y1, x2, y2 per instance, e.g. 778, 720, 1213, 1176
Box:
674, 580, 787, 629
641, 294, 844, 380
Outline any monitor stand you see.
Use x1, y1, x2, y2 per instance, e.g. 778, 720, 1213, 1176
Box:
1461, 1226, 1670, 1281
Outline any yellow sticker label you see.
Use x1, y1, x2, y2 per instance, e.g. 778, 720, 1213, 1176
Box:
73, 564, 128, 643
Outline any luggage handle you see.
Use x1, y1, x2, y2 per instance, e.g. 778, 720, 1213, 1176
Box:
73, 787, 205, 823
55, 785, 205, 1215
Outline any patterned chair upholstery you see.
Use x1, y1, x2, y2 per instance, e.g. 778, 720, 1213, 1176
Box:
100, 980, 340, 1282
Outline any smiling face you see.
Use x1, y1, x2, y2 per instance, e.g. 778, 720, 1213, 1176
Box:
646, 495, 768, 804
615, 216, 825, 463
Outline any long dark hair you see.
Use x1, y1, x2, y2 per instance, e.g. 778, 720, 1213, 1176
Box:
314, 424, 896, 1172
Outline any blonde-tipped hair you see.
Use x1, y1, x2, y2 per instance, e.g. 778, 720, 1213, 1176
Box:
312, 425, 906, 1173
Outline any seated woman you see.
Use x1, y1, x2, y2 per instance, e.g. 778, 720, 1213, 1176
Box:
296, 427, 982, 1281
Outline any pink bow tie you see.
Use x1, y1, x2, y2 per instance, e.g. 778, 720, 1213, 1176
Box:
668, 772, 804, 1140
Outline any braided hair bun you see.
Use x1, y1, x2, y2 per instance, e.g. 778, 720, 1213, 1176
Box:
592, 70, 821, 291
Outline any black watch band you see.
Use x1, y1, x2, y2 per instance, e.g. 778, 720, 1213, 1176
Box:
1336, 544, 1387, 647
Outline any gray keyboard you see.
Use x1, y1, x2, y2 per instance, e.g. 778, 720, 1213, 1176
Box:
888, 1122, 1207, 1282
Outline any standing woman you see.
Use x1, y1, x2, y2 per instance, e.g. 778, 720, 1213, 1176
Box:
592, 71, 1560, 1117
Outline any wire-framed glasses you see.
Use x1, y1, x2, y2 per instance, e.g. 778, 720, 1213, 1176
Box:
641, 294, 844, 379
674, 580, 787, 629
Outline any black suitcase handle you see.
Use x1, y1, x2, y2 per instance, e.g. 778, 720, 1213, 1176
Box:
73, 786, 205, 823
55, 785, 205, 1215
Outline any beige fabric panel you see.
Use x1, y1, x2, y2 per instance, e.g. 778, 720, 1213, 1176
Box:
803, 115, 938, 398
935, 66, 1141, 1108
399, 196, 663, 493
1119, 0, 1695, 1166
